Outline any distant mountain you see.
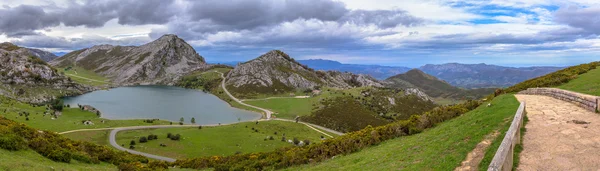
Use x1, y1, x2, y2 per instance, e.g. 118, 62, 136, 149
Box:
225, 50, 383, 97
0, 43, 89, 103
385, 69, 495, 100
419, 63, 563, 88
26, 48, 59, 62
297, 59, 411, 80
50, 34, 208, 85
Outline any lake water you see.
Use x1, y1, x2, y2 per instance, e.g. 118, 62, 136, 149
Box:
63, 86, 261, 124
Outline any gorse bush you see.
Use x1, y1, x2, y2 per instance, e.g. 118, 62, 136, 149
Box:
174, 100, 481, 170
505, 61, 600, 93
0, 116, 152, 168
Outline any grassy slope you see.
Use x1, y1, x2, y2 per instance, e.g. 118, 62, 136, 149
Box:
244, 87, 355, 119
558, 67, 600, 96
63, 130, 112, 147
0, 98, 171, 132
286, 94, 519, 171
59, 67, 110, 86
0, 149, 117, 171
115, 120, 330, 159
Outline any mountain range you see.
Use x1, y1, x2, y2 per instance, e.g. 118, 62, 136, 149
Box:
384, 69, 495, 101
296, 59, 561, 88
419, 63, 563, 88
26, 48, 59, 62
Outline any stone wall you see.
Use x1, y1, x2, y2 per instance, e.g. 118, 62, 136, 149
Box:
519, 88, 599, 112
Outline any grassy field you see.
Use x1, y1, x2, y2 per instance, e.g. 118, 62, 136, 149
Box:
115, 120, 330, 159
63, 130, 112, 147
59, 67, 111, 86
0, 149, 117, 171
0, 97, 172, 132
284, 94, 520, 171
558, 68, 600, 96
244, 87, 367, 119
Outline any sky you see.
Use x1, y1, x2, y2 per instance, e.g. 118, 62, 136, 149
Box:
1, 0, 600, 67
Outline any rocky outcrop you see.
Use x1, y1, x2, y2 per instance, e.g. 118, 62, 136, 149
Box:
0, 43, 90, 103
225, 50, 383, 95
49, 34, 209, 85
26, 48, 59, 62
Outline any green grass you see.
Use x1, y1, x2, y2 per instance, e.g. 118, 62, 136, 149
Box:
63, 130, 112, 147
0, 98, 172, 132
59, 67, 110, 86
0, 149, 117, 171
284, 94, 520, 171
243, 87, 365, 119
115, 120, 330, 159
558, 67, 600, 96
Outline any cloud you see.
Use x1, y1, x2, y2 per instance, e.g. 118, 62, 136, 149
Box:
185, 0, 347, 31
0, 0, 178, 37
12, 34, 151, 50
0, 5, 60, 37
340, 10, 424, 28
554, 6, 600, 35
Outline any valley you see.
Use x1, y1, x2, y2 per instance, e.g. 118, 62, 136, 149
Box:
1, 34, 598, 171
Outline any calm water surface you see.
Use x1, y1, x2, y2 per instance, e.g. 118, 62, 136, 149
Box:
63, 86, 261, 124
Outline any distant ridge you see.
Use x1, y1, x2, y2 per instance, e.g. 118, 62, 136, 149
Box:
385, 69, 495, 100
420, 63, 562, 88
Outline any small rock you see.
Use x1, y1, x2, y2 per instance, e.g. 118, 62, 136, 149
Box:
571, 120, 590, 124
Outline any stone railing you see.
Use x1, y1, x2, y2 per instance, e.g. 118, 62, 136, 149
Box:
518, 88, 599, 112
488, 102, 526, 171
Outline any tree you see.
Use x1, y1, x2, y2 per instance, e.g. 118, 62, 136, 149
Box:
167, 133, 172, 139
96, 111, 101, 117
130, 140, 136, 146
139, 137, 148, 143
180, 117, 184, 123
191, 117, 196, 124
50, 99, 64, 111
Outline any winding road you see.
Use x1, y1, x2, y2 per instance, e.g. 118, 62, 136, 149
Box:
215, 71, 273, 119
59, 71, 344, 162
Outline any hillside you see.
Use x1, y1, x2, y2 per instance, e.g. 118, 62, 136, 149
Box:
26, 48, 59, 62
420, 63, 562, 88
286, 94, 520, 170
297, 59, 412, 80
0, 43, 90, 103
385, 69, 494, 100
557, 67, 600, 96
49, 34, 209, 85
225, 50, 382, 97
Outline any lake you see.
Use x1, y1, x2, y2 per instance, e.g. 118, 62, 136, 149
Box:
63, 86, 261, 124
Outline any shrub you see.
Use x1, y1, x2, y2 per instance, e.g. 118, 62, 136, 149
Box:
47, 149, 72, 163
139, 137, 148, 143
505, 61, 600, 93
174, 100, 482, 170
0, 133, 27, 151
130, 140, 136, 146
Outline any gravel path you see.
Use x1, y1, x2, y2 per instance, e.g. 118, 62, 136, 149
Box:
516, 94, 600, 170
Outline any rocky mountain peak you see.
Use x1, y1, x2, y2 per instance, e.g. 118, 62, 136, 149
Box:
49, 34, 208, 85
0, 43, 89, 103
226, 50, 383, 97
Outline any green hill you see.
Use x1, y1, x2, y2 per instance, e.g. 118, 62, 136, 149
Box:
557, 67, 600, 96
0, 149, 117, 171
286, 94, 520, 170
385, 69, 495, 101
